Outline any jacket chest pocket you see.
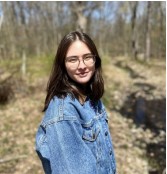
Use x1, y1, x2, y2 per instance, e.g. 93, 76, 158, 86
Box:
82, 121, 100, 142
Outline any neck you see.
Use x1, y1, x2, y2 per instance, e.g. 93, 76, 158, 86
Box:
69, 81, 90, 105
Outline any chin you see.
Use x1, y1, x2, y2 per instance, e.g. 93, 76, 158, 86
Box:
75, 77, 91, 85
76, 79, 90, 84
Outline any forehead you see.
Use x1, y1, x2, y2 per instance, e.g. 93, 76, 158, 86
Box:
66, 40, 91, 57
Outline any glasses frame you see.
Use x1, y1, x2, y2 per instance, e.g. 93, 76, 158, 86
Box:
65, 54, 96, 69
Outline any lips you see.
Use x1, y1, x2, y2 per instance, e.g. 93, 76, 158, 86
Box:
77, 72, 88, 77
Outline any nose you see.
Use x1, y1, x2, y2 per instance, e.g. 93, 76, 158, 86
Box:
78, 59, 86, 69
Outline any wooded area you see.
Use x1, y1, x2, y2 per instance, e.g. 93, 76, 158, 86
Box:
0, 1, 166, 61
0, 2, 166, 174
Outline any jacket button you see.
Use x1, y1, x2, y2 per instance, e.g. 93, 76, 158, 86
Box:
110, 149, 112, 155
105, 131, 108, 136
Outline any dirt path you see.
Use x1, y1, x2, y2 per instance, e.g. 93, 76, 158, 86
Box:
103, 57, 166, 174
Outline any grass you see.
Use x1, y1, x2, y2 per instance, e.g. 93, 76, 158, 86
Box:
26, 54, 54, 80
0, 54, 54, 83
0, 55, 165, 174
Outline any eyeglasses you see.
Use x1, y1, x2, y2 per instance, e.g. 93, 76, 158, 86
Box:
65, 54, 96, 69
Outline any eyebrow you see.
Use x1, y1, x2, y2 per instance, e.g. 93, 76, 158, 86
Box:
66, 53, 92, 59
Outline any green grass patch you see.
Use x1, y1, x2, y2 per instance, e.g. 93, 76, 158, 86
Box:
27, 54, 54, 81
0, 54, 55, 83
101, 55, 111, 66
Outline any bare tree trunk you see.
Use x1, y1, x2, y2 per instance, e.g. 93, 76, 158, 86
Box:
71, 2, 87, 32
2, 2, 17, 59
130, 1, 138, 60
0, 14, 3, 31
98, 4, 103, 55
145, 1, 151, 62
70, 2, 100, 32
158, 2, 164, 58
77, 13, 87, 32
0, 13, 4, 61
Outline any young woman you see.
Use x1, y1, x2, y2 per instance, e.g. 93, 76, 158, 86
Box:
35, 31, 116, 174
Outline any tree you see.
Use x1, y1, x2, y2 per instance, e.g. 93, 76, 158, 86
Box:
158, 1, 165, 58
130, 1, 138, 60
70, 2, 101, 32
145, 1, 151, 62
0, 2, 165, 61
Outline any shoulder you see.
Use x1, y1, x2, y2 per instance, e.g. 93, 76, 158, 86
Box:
41, 95, 80, 128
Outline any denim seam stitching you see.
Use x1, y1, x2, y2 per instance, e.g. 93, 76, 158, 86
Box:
59, 98, 64, 119
41, 116, 78, 128
81, 112, 105, 127
37, 134, 47, 149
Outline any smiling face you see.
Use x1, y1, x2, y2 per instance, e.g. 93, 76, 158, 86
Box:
65, 40, 95, 85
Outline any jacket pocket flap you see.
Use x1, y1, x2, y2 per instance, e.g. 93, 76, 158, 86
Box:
82, 126, 100, 142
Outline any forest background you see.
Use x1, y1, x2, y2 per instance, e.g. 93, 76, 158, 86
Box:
0, 1, 166, 174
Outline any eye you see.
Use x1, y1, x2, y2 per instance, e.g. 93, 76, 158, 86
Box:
84, 55, 94, 61
66, 57, 78, 63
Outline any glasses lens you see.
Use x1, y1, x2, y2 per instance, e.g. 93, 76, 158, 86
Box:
66, 57, 79, 69
83, 55, 95, 66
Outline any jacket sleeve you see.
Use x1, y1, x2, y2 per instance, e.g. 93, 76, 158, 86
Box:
36, 119, 98, 174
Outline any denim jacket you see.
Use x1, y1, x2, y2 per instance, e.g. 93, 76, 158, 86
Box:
35, 94, 116, 174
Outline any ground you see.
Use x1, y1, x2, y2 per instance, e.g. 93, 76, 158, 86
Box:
0, 56, 165, 174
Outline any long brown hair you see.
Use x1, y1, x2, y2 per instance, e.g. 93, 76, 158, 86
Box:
43, 31, 104, 111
